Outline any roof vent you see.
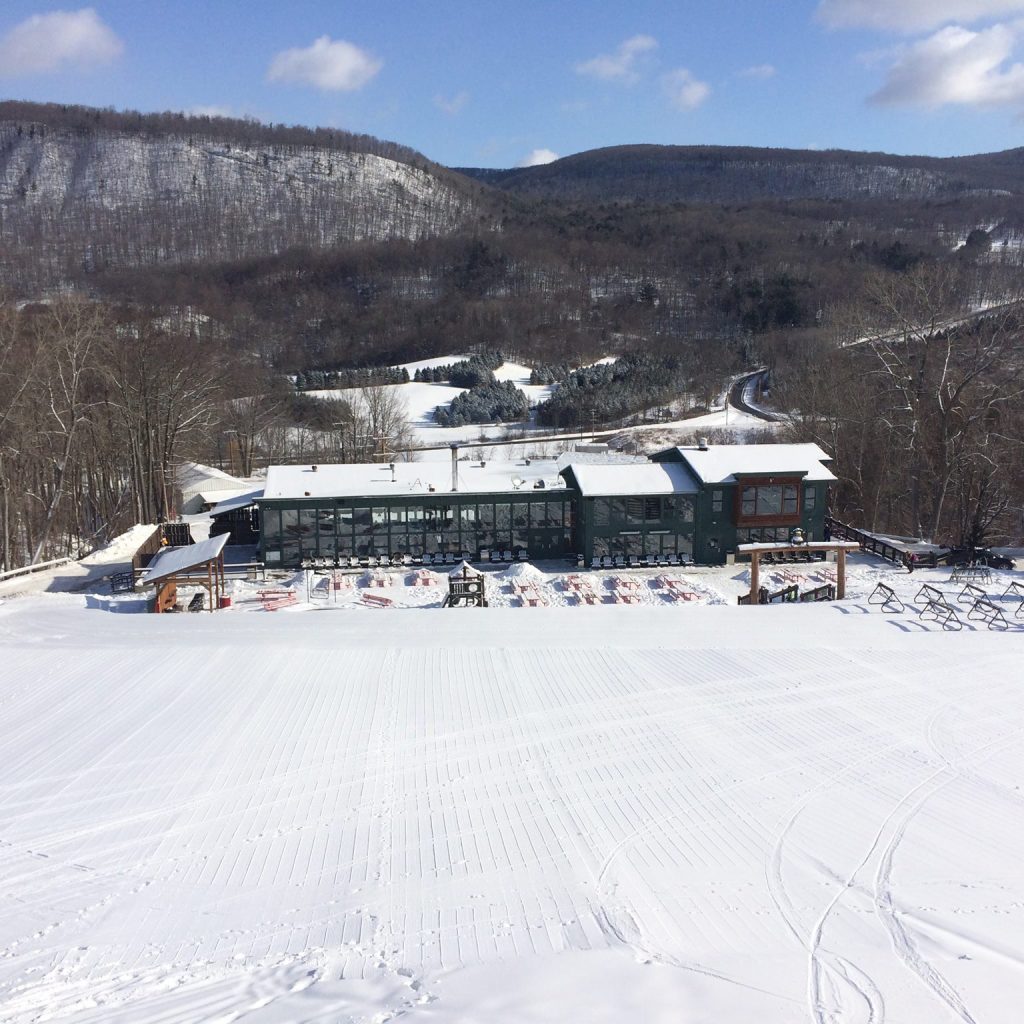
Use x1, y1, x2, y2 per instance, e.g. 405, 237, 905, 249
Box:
698, 437, 709, 451
311, 464, 318, 472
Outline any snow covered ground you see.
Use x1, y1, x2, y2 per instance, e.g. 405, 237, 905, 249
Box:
1, 554, 1022, 1023
306, 356, 768, 451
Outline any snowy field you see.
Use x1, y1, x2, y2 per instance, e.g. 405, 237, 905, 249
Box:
304, 356, 773, 451
306, 360, 558, 447
1, 557, 1023, 1023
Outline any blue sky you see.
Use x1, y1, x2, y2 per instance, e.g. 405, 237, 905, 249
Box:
2, 2, 1023, 167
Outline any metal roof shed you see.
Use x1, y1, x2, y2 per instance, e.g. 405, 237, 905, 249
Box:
140, 534, 229, 613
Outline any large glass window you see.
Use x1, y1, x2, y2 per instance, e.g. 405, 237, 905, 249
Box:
262, 508, 281, 541
740, 484, 799, 518
530, 501, 550, 527
593, 499, 611, 527
299, 509, 317, 558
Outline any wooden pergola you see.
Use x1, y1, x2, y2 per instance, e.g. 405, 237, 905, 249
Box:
737, 540, 861, 603
141, 534, 229, 613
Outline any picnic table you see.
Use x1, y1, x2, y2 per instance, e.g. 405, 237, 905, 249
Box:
661, 577, 699, 601
612, 577, 641, 591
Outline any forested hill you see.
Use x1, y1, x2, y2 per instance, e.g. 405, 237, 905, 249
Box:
455, 144, 1024, 203
0, 101, 491, 291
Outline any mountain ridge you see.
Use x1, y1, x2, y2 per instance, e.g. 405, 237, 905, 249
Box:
0, 101, 491, 291
454, 142, 1024, 203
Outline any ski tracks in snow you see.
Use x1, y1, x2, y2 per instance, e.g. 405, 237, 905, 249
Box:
870, 719, 1024, 1024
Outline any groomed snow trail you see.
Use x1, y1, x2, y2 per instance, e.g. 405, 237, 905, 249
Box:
0, 602, 1021, 1023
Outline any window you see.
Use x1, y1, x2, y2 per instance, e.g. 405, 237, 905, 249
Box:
593, 499, 611, 527
804, 486, 816, 511
663, 496, 695, 523
262, 509, 281, 540
738, 482, 799, 520
711, 489, 724, 513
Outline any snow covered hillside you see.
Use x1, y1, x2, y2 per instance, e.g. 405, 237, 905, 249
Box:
1, 562, 1022, 1022
0, 123, 480, 286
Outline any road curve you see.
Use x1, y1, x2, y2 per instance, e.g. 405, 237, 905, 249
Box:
729, 369, 778, 422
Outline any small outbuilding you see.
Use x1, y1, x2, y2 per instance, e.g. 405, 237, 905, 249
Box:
140, 533, 229, 613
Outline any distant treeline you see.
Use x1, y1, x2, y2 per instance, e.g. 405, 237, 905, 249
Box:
294, 366, 409, 390
0, 100, 443, 171
434, 380, 529, 426
535, 354, 697, 428
414, 351, 504, 385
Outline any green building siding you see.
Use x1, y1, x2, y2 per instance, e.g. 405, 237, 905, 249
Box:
257, 449, 832, 567
692, 481, 829, 563
578, 494, 695, 561
259, 493, 575, 566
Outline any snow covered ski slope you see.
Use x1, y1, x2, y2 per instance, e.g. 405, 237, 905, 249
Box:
0, 600, 1022, 1022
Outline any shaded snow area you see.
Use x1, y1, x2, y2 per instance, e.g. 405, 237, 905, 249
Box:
0, 556, 1022, 1023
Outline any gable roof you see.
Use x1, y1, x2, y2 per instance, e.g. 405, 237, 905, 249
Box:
658, 443, 837, 485
140, 534, 229, 586
561, 461, 698, 497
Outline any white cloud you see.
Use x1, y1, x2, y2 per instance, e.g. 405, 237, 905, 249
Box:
267, 36, 381, 92
817, 0, 1024, 33
517, 148, 559, 167
0, 7, 122, 77
662, 68, 711, 110
739, 63, 777, 79
434, 91, 469, 115
575, 34, 657, 84
871, 22, 1024, 106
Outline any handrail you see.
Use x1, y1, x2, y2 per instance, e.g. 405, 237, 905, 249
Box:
0, 556, 74, 583
825, 515, 912, 568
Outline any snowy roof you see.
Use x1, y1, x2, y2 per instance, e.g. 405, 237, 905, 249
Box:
562, 461, 699, 497
175, 461, 249, 492
261, 459, 569, 501
210, 489, 264, 517
140, 534, 229, 585
669, 444, 837, 485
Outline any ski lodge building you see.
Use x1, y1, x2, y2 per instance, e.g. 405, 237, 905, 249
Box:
254, 443, 836, 568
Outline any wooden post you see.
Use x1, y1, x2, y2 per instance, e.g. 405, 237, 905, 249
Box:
749, 551, 760, 604
837, 546, 846, 600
